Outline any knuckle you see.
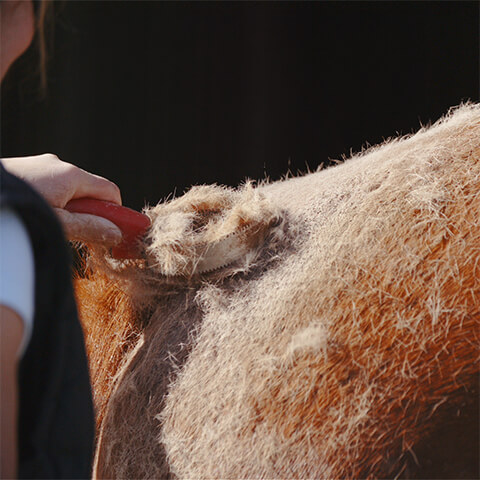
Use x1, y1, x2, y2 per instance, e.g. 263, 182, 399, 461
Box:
42, 153, 60, 162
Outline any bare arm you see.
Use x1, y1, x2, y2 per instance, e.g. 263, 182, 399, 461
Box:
0, 306, 23, 479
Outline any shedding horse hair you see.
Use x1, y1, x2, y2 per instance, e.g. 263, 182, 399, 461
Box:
77, 104, 480, 479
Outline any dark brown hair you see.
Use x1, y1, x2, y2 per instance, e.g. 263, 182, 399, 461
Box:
35, 0, 54, 91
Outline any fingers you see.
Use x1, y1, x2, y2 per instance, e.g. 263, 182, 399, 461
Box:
2, 154, 123, 208
72, 169, 122, 206
55, 209, 123, 247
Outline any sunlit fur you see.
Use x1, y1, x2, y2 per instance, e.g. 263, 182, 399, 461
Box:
76, 104, 480, 479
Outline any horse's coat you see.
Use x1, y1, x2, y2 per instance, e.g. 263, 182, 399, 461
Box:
77, 104, 480, 479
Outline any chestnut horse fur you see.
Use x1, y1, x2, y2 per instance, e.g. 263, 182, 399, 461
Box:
76, 104, 480, 479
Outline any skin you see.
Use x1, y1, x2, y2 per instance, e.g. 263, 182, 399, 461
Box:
0, 0, 34, 79
0, 308, 23, 479
2, 155, 123, 246
0, 1, 122, 475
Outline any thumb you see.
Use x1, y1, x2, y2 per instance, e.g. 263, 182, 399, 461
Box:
55, 208, 123, 247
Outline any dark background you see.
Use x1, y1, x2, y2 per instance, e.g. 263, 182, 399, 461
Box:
2, 1, 479, 211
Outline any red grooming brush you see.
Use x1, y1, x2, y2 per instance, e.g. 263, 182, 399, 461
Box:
65, 198, 151, 259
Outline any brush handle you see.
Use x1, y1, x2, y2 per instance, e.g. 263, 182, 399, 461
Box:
65, 198, 151, 259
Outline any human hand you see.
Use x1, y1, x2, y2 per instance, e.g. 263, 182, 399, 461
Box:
2, 154, 123, 246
